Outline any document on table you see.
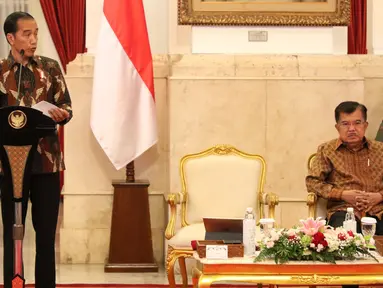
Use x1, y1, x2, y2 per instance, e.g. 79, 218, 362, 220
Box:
32, 101, 56, 118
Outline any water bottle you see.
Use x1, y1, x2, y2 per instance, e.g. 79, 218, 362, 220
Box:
243, 207, 256, 256
344, 207, 357, 233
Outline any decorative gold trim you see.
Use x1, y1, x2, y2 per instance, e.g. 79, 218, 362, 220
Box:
178, 0, 350, 26
306, 153, 317, 218
261, 192, 279, 221
307, 192, 317, 218
194, 272, 379, 287
307, 153, 317, 170
166, 245, 194, 288
8, 110, 27, 130
165, 193, 179, 240
291, 274, 340, 284
179, 144, 267, 227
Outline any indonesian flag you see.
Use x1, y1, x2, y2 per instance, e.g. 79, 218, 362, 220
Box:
90, 0, 157, 170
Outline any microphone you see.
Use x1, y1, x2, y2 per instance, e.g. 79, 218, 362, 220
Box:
16, 49, 25, 105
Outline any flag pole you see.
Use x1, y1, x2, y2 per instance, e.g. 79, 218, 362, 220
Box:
126, 161, 135, 182
95, 0, 158, 272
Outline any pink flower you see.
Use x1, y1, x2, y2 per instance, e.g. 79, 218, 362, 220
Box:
266, 241, 275, 248
324, 227, 337, 236
300, 217, 326, 236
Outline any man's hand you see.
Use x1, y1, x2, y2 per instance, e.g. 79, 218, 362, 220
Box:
342, 191, 383, 212
341, 190, 365, 207
48, 108, 69, 123
363, 193, 383, 212
355, 194, 369, 211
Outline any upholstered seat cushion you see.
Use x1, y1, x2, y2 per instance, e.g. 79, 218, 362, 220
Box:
168, 223, 205, 248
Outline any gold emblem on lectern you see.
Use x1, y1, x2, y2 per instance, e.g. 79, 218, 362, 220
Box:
8, 110, 27, 129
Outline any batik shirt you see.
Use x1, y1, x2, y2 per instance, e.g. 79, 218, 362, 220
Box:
306, 138, 383, 219
0, 53, 73, 173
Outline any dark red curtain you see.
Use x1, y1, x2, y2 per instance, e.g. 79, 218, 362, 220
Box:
40, 0, 86, 192
39, 0, 86, 72
348, 0, 367, 54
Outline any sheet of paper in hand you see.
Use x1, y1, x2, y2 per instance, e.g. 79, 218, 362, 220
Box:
32, 101, 57, 118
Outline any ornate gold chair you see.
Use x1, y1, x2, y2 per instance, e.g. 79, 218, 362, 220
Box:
165, 144, 280, 288
307, 153, 328, 219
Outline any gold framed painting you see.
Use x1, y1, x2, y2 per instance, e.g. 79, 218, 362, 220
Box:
178, 0, 350, 26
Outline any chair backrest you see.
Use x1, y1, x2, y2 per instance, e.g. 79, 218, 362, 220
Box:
308, 153, 317, 171
179, 145, 266, 226
308, 153, 327, 219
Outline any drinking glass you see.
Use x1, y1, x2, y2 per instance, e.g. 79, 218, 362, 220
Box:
361, 217, 377, 238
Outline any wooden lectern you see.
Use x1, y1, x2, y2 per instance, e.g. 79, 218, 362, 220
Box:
0, 106, 56, 287
104, 162, 158, 272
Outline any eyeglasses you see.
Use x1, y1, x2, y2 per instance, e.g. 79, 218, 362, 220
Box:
338, 120, 365, 129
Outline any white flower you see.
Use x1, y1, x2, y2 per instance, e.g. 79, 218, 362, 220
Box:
317, 244, 324, 252
270, 230, 281, 242
335, 227, 347, 235
324, 232, 340, 252
329, 241, 339, 252
310, 243, 315, 248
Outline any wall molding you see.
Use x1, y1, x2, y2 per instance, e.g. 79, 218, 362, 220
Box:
168, 76, 365, 81
62, 190, 165, 196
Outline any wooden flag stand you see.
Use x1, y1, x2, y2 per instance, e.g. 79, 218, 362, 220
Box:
104, 161, 158, 272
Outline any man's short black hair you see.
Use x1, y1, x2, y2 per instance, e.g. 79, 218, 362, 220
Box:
3, 11, 34, 37
335, 101, 367, 123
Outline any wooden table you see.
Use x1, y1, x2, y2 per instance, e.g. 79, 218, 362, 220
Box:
192, 251, 383, 288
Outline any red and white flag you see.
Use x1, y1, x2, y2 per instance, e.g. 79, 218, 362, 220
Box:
90, 0, 157, 170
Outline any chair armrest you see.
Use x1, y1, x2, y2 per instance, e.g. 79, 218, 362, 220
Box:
165, 193, 180, 240
260, 192, 279, 220
263, 191, 280, 207
307, 191, 317, 218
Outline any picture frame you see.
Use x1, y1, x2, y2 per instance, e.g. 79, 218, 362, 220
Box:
178, 0, 351, 26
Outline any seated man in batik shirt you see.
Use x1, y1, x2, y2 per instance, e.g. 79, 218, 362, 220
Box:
306, 101, 383, 288
306, 101, 383, 233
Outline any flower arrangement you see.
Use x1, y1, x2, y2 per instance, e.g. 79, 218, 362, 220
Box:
254, 217, 378, 264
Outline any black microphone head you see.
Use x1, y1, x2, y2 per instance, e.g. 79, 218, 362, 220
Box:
20, 49, 25, 56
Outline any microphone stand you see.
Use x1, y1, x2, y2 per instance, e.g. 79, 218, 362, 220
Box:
16, 49, 24, 106
12, 48, 26, 288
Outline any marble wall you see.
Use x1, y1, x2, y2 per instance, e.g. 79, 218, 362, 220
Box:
167, 54, 383, 228
59, 54, 383, 266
